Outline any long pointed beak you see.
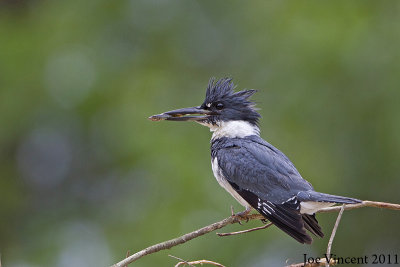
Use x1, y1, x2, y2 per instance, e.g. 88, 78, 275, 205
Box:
149, 106, 214, 122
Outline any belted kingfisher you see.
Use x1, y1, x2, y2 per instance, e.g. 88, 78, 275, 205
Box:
149, 78, 361, 244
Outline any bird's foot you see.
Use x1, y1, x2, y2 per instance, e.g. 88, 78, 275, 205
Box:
231, 206, 252, 224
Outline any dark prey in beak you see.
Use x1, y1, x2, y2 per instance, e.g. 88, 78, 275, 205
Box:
149, 106, 213, 122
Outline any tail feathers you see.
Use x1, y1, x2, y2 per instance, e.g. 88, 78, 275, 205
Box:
298, 191, 361, 204
232, 185, 315, 244
302, 214, 324, 238
259, 203, 313, 244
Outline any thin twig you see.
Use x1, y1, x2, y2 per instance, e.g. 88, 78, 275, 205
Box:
286, 258, 336, 267
169, 254, 225, 267
110, 214, 260, 267
175, 260, 225, 267
124, 251, 130, 267
169, 255, 196, 267
318, 200, 400, 213
217, 222, 273, 236
326, 205, 345, 267
110, 200, 399, 267
172, 256, 225, 267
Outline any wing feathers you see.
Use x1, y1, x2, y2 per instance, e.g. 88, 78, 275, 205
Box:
259, 200, 313, 244
212, 137, 360, 244
302, 214, 324, 237
230, 182, 315, 244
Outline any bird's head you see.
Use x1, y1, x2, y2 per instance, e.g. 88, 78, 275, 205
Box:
149, 78, 261, 138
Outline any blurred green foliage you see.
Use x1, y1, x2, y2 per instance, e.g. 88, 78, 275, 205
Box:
1, 1, 399, 266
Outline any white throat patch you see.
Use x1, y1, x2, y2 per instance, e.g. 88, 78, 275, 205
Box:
198, 120, 259, 140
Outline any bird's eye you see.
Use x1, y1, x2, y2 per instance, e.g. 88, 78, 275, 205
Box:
216, 102, 224, 110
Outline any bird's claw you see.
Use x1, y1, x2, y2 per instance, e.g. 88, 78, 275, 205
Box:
230, 207, 251, 224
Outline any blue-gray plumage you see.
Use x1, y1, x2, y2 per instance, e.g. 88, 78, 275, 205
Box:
149, 77, 361, 244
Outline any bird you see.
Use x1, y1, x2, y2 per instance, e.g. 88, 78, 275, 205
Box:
149, 77, 361, 244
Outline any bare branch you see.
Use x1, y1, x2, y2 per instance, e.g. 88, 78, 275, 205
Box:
110, 214, 260, 267
217, 222, 273, 236
110, 200, 399, 267
170, 254, 226, 267
175, 260, 225, 267
318, 200, 400, 213
326, 205, 345, 267
168, 255, 196, 267
286, 258, 337, 267
124, 251, 130, 267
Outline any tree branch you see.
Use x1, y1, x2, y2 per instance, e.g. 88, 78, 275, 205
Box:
168, 255, 197, 267
169, 254, 226, 267
110, 200, 400, 267
175, 260, 225, 267
286, 258, 336, 267
110, 214, 260, 267
326, 205, 345, 267
217, 222, 273, 236
317, 200, 400, 213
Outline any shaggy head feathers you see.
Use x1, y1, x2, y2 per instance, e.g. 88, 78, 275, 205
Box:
201, 77, 261, 125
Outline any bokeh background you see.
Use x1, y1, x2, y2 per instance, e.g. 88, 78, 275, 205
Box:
1, 1, 400, 266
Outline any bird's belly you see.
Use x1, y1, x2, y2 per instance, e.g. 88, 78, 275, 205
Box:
211, 157, 251, 209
